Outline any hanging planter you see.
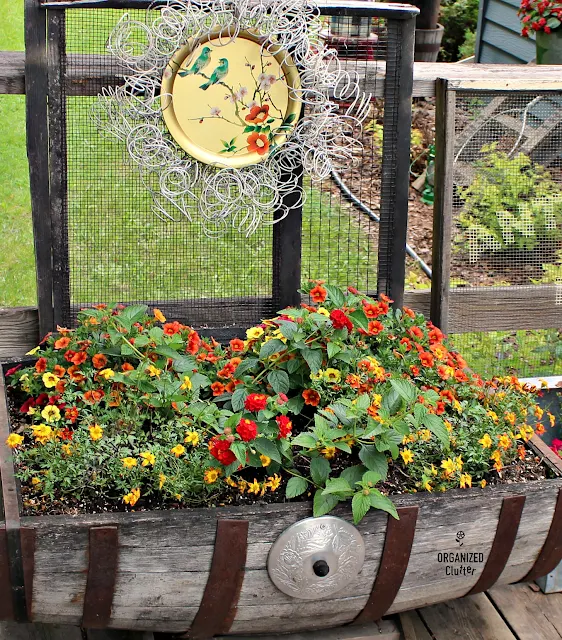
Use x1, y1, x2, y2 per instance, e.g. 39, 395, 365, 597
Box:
536, 27, 562, 64
518, 0, 562, 64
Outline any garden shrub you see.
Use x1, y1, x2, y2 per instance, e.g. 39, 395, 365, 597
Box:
439, 0, 479, 62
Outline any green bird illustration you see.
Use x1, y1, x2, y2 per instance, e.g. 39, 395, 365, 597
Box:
181, 46, 211, 76
199, 58, 229, 90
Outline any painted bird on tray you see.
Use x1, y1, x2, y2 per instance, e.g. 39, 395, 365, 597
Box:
200, 59, 229, 90
180, 46, 212, 76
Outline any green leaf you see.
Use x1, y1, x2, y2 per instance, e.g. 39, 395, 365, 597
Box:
359, 446, 388, 479
423, 413, 450, 447
322, 477, 353, 495
155, 345, 182, 359
284, 112, 297, 124
259, 339, 286, 359
382, 389, 403, 416
301, 347, 323, 373
190, 373, 210, 392
331, 403, 353, 426
341, 465, 367, 487
334, 350, 353, 364
335, 441, 352, 453
352, 492, 371, 524
286, 359, 301, 375
362, 470, 382, 486
267, 370, 290, 395
356, 393, 371, 411
369, 490, 399, 519
310, 457, 331, 485
413, 402, 428, 428
231, 387, 249, 412
230, 442, 247, 466
547, 16, 561, 28
120, 343, 135, 356
243, 125, 256, 133
172, 355, 198, 373
285, 476, 308, 499
286, 395, 304, 414
253, 438, 281, 464
291, 432, 318, 449
390, 379, 417, 405
313, 490, 339, 517
393, 419, 410, 436
277, 320, 298, 340
324, 284, 345, 307
234, 358, 259, 377
349, 309, 369, 332
327, 342, 341, 359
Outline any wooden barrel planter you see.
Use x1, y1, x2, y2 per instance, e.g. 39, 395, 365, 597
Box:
414, 23, 444, 63
1, 368, 562, 636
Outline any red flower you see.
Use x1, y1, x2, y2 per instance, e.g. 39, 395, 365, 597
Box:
65, 407, 79, 423
347, 286, 359, 294
35, 393, 49, 406
408, 327, 424, 339
302, 389, 321, 406
59, 427, 73, 441
244, 393, 268, 412
276, 415, 293, 439
71, 352, 88, 366
121, 363, 134, 372
236, 418, 258, 442
400, 337, 412, 351
277, 393, 288, 405
428, 326, 445, 343
229, 338, 245, 352
20, 398, 35, 414
362, 303, 384, 319
35, 358, 47, 373
64, 350, 77, 363
54, 336, 71, 350
92, 353, 108, 370
83, 389, 104, 404
187, 330, 201, 355
435, 401, 446, 415
440, 389, 455, 403
245, 104, 270, 124
247, 132, 270, 156
330, 309, 353, 331
163, 321, 183, 336
5, 364, 22, 377
211, 381, 225, 396
209, 436, 237, 465
551, 438, 562, 452
367, 321, 384, 336
410, 365, 420, 377
454, 369, 469, 383
403, 306, 416, 319
310, 285, 327, 303
419, 352, 434, 368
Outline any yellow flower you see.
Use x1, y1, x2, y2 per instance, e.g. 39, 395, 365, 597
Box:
87, 424, 103, 442
31, 477, 41, 487
33, 424, 53, 444
146, 364, 162, 378
180, 375, 192, 391
444, 420, 453, 432
42, 372, 60, 388
324, 368, 341, 383
226, 476, 238, 487
267, 474, 282, 492
238, 479, 248, 494
247, 478, 261, 495
490, 449, 502, 464
487, 410, 499, 423
184, 431, 200, 447
459, 473, 472, 489
260, 454, 271, 467
25, 346, 40, 355
41, 405, 61, 423
518, 424, 534, 442
316, 307, 329, 317
98, 368, 115, 380
6, 433, 24, 448
171, 444, 186, 457
371, 394, 382, 408
455, 456, 463, 470
204, 468, 220, 484
549, 412, 556, 428
430, 464, 438, 476
140, 451, 156, 467
418, 429, 431, 442
153, 308, 166, 323
479, 433, 492, 449
158, 473, 166, 489
400, 449, 414, 464
453, 400, 463, 413
61, 443, 72, 456
441, 458, 456, 477
174, 494, 182, 501
310, 370, 324, 381
424, 481, 433, 492
480, 479, 487, 488
122, 457, 138, 469
498, 433, 512, 450
504, 412, 516, 425
402, 434, 416, 444
123, 488, 140, 506
321, 446, 336, 459
535, 405, 544, 420
246, 327, 264, 340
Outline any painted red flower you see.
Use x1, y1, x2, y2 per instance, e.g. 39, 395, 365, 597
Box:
65, 406, 79, 423
163, 321, 183, 336
247, 132, 270, 156
245, 104, 270, 124
236, 418, 258, 442
71, 351, 88, 366
211, 381, 225, 396
367, 321, 384, 336
330, 309, 353, 331
20, 398, 35, 414
244, 393, 268, 412
59, 427, 73, 441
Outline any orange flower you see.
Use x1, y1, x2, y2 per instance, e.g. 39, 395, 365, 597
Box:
419, 352, 434, 368
211, 381, 226, 396
153, 308, 166, 323
53, 365, 66, 377
67, 365, 85, 383
187, 330, 202, 355
302, 389, 320, 406
35, 358, 47, 373
430, 343, 448, 360
121, 362, 134, 372
403, 307, 416, 319
367, 320, 384, 336
83, 389, 104, 404
229, 338, 245, 352
363, 303, 384, 319
346, 374, 361, 389
410, 365, 420, 376
454, 369, 469, 383
517, 444, 526, 460
54, 336, 71, 350
536, 422, 546, 435
71, 351, 88, 366
245, 104, 270, 124
310, 285, 327, 303
247, 132, 270, 156
163, 321, 183, 335
92, 353, 108, 370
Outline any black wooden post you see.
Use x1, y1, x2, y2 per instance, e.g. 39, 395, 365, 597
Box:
25, 0, 54, 336
377, 14, 417, 309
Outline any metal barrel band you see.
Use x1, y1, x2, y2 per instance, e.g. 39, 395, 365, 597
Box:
521, 488, 562, 583
352, 505, 419, 625
183, 518, 249, 640
466, 495, 526, 596
82, 525, 119, 629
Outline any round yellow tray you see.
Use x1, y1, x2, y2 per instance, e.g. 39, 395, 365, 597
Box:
161, 30, 302, 168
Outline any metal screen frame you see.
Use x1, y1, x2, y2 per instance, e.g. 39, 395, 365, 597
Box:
26, 0, 418, 340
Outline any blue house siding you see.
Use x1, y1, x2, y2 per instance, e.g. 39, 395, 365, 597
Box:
476, 0, 536, 64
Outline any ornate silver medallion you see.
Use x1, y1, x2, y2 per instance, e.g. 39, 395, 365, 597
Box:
267, 516, 365, 600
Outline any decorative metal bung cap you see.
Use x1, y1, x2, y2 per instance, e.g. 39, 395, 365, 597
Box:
267, 516, 365, 600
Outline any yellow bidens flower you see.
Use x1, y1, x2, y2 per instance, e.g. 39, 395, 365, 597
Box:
146, 364, 162, 378
122, 457, 137, 469
246, 326, 264, 340
498, 433, 512, 450
184, 431, 200, 447
424, 481, 433, 492
324, 368, 341, 383
6, 433, 24, 448
226, 476, 238, 487
459, 473, 472, 489
479, 433, 492, 449
418, 429, 431, 442
41, 405, 61, 423
171, 444, 186, 457
153, 308, 166, 323
321, 446, 336, 459
260, 454, 271, 467
480, 479, 487, 488
180, 376, 192, 391
140, 451, 156, 467
98, 368, 115, 380
441, 458, 456, 477
89, 424, 104, 441
42, 372, 60, 388
123, 488, 140, 506
33, 424, 53, 444
267, 474, 282, 492
204, 468, 220, 484
26, 346, 41, 355
247, 478, 261, 495
158, 473, 166, 489
31, 477, 41, 487
455, 456, 463, 471
61, 443, 72, 456
400, 449, 414, 464
490, 449, 503, 471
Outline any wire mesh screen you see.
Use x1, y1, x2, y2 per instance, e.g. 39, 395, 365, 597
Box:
51, 6, 399, 335
447, 89, 562, 378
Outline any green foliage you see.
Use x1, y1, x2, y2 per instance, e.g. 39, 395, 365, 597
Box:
456, 144, 562, 262
439, 0, 480, 62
